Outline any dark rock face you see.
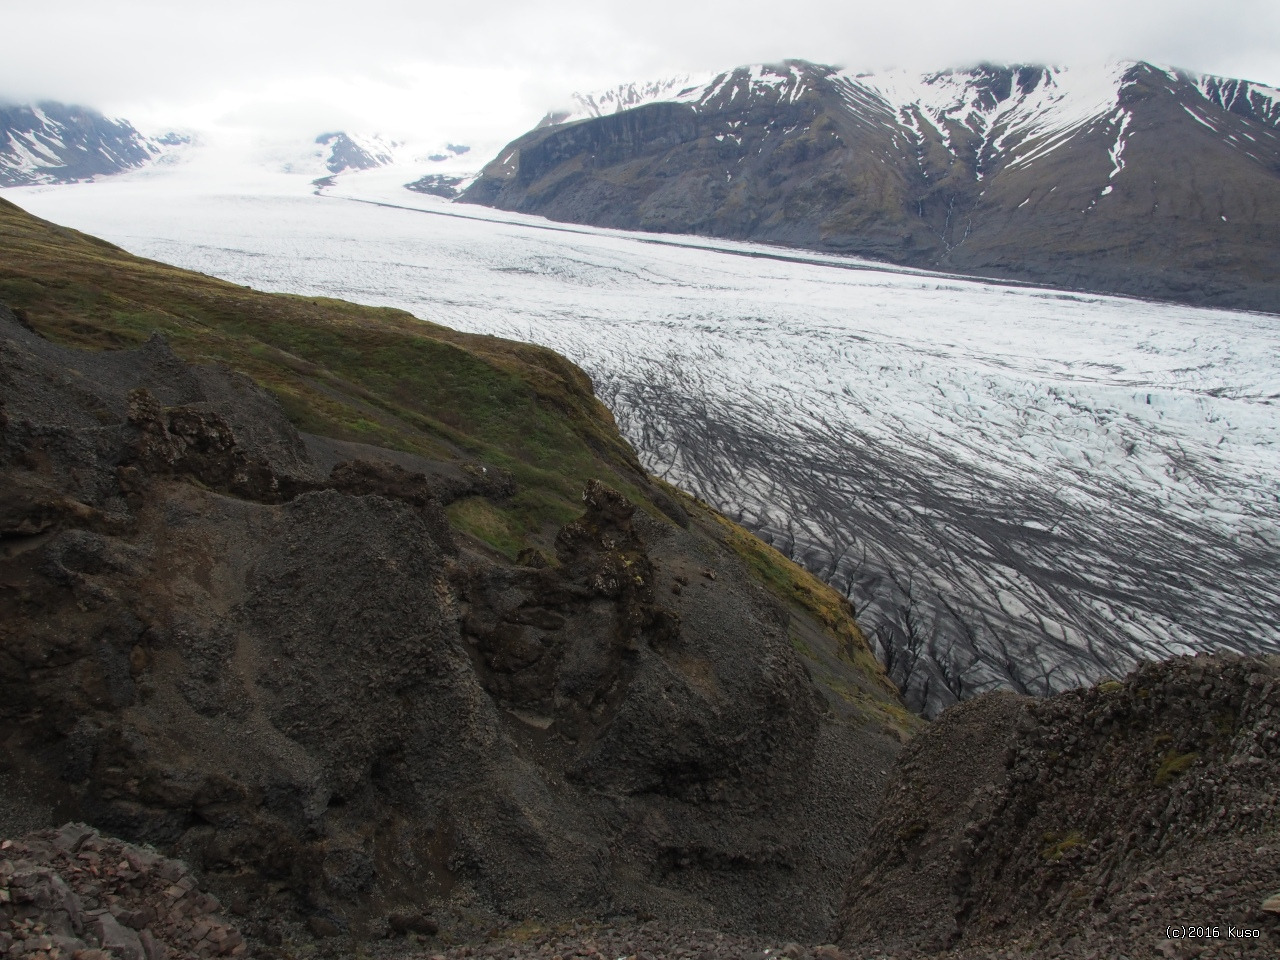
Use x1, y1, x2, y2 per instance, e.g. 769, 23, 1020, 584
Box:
837, 654, 1280, 958
0, 102, 181, 186
118, 387, 290, 506
0, 305, 902, 941
405, 174, 470, 199
516, 103, 700, 184
463, 60, 1280, 313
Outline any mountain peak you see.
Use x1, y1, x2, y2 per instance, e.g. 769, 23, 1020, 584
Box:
313, 130, 398, 174
0, 100, 183, 186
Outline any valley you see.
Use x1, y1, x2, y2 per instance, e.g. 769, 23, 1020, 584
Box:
9, 170, 1278, 715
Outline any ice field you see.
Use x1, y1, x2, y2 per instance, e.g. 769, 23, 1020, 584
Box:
9, 166, 1280, 714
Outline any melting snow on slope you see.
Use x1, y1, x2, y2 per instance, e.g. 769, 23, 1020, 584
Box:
547, 74, 714, 125
846, 62, 1134, 172
1107, 109, 1132, 178
1181, 105, 1219, 132
1190, 72, 1280, 127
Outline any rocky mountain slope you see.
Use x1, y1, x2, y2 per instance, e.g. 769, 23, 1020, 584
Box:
0, 196, 913, 945
6, 656, 1278, 960
462, 60, 1280, 312
838, 653, 1280, 958
0, 102, 184, 187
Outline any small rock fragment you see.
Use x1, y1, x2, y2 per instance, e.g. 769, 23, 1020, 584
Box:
91, 913, 145, 960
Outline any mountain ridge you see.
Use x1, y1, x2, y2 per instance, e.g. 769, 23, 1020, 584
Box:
0, 100, 186, 186
462, 59, 1280, 312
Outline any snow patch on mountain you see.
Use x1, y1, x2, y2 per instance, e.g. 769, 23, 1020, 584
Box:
312, 131, 398, 174
1106, 109, 1132, 179
535, 60, 1184, 179
0, 101, 186, 186
1189, 72, 1280, 127
541, 74, 714, 126
850, 62, 1132, 174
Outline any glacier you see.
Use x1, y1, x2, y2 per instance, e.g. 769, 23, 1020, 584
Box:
7, 165, 1279, 715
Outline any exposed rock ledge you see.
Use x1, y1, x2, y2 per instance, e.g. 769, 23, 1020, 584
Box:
0, 304, 902, 945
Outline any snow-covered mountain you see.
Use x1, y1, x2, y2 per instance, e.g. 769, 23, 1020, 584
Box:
538, 74, 713, 126
313, 131, 398, 174
464, 60, 1280, 312
276, 133, 479, 188
0, 101, 186, 186
0, 101, 469, 189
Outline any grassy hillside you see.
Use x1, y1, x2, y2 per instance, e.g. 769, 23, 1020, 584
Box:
0, 194, 912, 732
0, 195, 647, 542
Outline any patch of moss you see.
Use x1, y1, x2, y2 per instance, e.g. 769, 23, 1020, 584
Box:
1212, 710, 1237, 738
695, 510, 918, 735
1154, 750, 1198, 787
710, 513, 893, 692
447, 498, 523, 560
1097, 679, 1124, 694
1041, 830, 1084, 861
790, 632, 818, 661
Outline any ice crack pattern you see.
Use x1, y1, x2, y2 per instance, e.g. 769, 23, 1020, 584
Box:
12, 179, 1280, 716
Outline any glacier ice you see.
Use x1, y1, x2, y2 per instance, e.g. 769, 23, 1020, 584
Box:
8, 169, 1279, 716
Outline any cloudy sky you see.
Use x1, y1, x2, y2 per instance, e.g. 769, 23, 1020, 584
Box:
4, 0, 1279, 146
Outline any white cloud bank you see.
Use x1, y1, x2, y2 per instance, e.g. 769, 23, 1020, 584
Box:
4, 0, 1278, 145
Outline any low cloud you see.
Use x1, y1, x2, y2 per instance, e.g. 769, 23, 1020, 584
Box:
4, 0, 1276, 142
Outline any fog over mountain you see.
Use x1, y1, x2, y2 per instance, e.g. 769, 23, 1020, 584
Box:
3, 0, 1278, 147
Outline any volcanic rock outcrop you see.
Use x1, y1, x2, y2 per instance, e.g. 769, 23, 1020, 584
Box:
0, 303, 905, 944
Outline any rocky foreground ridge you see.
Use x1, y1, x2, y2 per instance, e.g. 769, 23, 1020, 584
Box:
0, 299, 906, 945
5, 654, 1279, 960
838, 653, 1280, 959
